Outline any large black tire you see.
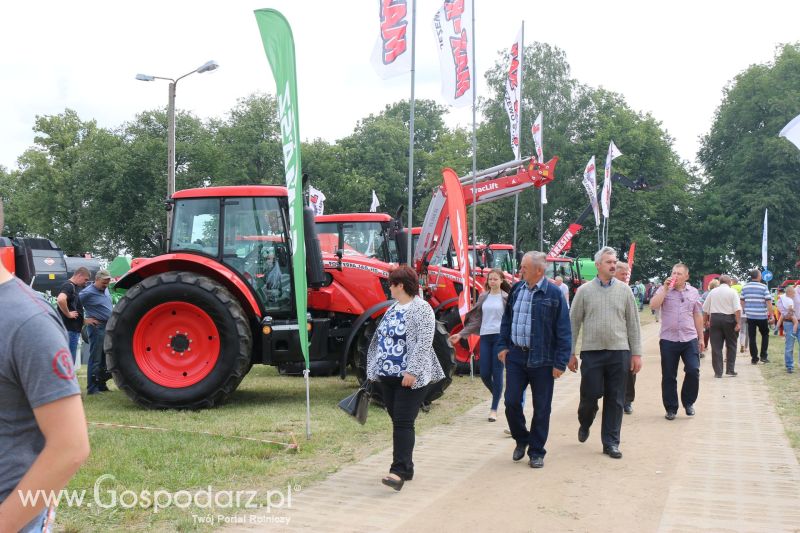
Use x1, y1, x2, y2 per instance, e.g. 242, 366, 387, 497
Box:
424, 320, 455, 404
105, 271, 252, 409
441, 307, 473, 375
354, 320, 383, 404
354, 319, 454, 406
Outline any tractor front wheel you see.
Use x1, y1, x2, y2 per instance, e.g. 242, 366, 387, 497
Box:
105, 272, 252, 409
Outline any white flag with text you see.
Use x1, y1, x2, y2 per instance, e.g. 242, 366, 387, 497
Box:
531, 112, 546, 203
582, 156, 599, 225
504, 26, 523, 160
371, 0, 414, 79
600, 141, 622, 218
432, 0, 473, 107
308, 185, 326, 216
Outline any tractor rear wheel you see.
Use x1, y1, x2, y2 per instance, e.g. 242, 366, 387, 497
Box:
424, 320, 455, 404
105, 271, 252, 409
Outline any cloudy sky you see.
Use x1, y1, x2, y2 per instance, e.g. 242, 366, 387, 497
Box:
2, 0, 799, 172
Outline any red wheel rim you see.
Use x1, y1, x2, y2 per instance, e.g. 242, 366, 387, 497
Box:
449, 323, 481, 363
133, 302, 221, 388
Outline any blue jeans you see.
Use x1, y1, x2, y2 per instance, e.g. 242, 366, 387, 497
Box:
504, 347, 555, 458
87, 323, 108, 393
67, 330, 80, 365
785, 323, 799, 370
20, 506, 53, 532
479, 334, 504, 410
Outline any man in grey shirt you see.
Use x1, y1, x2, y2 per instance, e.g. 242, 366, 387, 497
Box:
0, 199, 90, 531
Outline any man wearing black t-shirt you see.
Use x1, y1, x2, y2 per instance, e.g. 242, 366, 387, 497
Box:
56, 267, 90, 364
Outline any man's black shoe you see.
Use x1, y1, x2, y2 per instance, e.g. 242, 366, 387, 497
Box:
578, 426, 590, 443
603, 445, 622, 459
623, 403, 633, 415
726, 371, 738, 377
512, 443, 527, 461
665, 411, 677, 421
529, 456, 544, 468
751, 359, 759, 365
761, 358, 770, 363
685, 405, 695, 416
714, 374, 722, 378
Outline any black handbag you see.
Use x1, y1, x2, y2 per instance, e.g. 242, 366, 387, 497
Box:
338, 382, 372, 425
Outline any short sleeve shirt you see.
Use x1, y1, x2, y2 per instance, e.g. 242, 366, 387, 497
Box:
57, 280, 84, 332
741, 282, 770, 320
0, 278, 80, 502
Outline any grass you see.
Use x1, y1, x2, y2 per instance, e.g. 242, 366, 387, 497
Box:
757, 333, 800, 461
58, 367, 487, 532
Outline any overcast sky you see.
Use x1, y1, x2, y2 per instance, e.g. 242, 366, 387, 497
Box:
2, 0, 799, 172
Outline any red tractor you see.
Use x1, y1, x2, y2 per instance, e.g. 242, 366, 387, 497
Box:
105, 186, 454, 409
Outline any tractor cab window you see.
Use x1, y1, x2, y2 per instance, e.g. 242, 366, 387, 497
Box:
221, 197, 292, 314
491, 249, 514, 272
314, 221, 394, 263
171, 198, 220, 257
546, 261, 573, 283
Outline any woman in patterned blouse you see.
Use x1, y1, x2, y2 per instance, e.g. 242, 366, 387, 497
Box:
367, 265, 445, 491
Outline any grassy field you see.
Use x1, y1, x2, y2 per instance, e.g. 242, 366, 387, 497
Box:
758, 333, 800, 460
58, 367, 487, 532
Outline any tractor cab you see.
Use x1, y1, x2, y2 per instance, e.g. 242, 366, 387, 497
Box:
315, 213, 407, 265
169, 188, 295, 315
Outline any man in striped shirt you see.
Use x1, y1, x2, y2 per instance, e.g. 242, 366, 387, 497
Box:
740, 269, 774, 364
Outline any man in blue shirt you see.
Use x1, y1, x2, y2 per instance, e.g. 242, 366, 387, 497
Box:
740, 269, 774, 364
81, 269, 113, 394
497, 251, 571, 469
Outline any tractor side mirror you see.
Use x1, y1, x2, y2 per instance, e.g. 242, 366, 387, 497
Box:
335, 249, 344, 271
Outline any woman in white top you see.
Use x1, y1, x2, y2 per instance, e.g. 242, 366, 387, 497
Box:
449, 269, 511, 422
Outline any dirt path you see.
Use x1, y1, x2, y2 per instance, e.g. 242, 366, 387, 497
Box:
225, 322, 800, 532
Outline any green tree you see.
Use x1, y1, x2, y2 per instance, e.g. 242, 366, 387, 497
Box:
698, 43, 800, 279
213, 93, 283, 185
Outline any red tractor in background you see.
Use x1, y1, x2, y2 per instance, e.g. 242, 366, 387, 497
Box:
105, 185, 454, 409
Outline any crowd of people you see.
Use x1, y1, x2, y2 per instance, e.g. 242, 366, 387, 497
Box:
365, 244, 798, 492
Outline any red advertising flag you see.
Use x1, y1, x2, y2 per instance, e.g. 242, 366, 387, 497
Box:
626, 242, 635, 285
442, 168, 471, 321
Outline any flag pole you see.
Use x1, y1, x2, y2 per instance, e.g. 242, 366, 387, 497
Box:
469, 0, 477, 379
512, 21, 524, 264
406, 0, 417, 261
470, 0, 477, 304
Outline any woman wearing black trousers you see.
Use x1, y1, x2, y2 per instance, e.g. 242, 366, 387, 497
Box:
367, 265, 445, 491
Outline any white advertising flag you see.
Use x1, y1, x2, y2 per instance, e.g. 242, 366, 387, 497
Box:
432, 0, 473, 107
503, 26, 523, 160
582, 156, 599, 225
600, 140, 622, 219
531, 112, 546, 203
780, 113, 800, 151
370, 190, 381, 212
371, 0, 414, 79
308, 185, 326, 216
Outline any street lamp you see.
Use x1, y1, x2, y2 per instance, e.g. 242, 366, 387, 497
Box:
135, 60, 219, 249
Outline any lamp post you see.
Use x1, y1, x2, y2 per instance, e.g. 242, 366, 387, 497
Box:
135, 60, 219, 249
